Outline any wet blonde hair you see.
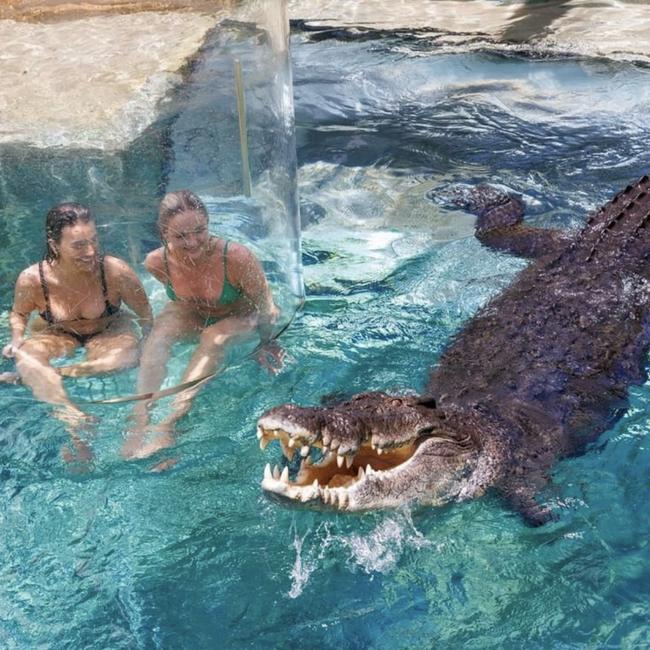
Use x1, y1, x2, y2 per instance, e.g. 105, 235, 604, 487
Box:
158, 190, 209, 237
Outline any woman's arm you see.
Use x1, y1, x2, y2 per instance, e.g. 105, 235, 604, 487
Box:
228, 244, 285, 372
108, 257, 154, 336
4, 268, 38, 357
228, 244, 278, 341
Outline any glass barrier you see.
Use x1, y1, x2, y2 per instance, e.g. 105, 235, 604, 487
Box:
0, 0, 302, 410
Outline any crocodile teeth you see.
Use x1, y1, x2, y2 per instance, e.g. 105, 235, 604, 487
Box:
338, 491, 349, 509
317, 451, 336, 467
322, 487, 331, 504
280, 439, 295, 461
337, 454, 344, 468
256, 427, 263, 440
357, 466, 365, 480
312, 479, 319, 489
259, 437, 269, 451
264, 463, 272, 480
366, 464, 373, 475
345, 455, 354, 469
280, 466, 290, 484
377, 447, 384, 455
288, 438, 295, 448
273, 465, 280, 480
300, 445, 310, 458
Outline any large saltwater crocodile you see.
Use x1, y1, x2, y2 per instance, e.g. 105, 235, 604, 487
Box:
257, 175, 650, 524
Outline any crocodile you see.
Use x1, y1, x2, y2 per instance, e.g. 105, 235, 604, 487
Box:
257, 174, 650, 525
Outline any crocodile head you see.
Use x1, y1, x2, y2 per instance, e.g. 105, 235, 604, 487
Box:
257, 392, 480, 511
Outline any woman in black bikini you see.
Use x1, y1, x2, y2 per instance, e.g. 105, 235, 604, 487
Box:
3, 202, 153, 430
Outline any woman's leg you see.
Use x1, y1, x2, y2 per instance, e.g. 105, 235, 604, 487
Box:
135, 304, 202, 403
122, 304, 200, 457
126, 315, 257, 460
16, 332, 90, 438
14, 333, 83, 417
58, 314, 140, 378
164, 314, 258, 427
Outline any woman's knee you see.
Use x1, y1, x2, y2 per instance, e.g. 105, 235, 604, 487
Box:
199, 321, 241, 347
114, 341, 140, 369
145, 325, 180, 352
15, 340, 52, 365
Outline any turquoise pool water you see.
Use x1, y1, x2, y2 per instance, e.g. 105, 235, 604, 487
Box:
2, 26, 650, 648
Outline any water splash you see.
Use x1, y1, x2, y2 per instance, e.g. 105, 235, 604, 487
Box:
287, 526, 319, 599
343, 509, 432, 574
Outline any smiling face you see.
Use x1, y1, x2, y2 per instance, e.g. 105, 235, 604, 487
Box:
53, 221, 99, 272
163, 209, 210, 260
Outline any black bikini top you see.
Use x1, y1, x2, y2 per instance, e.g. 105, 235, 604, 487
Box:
38, 256, 120, 325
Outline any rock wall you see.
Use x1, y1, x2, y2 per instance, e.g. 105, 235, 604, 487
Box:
0, 1, 233, 22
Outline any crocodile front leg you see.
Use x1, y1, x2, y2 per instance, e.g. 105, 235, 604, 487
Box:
454, 185, 573, 259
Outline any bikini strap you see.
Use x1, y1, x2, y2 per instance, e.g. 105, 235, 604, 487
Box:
223, 240, 231, 280
163, 244, 175, 291
98, 256, 111, 312
162, 244, 170, 276
38, 261, 53, 323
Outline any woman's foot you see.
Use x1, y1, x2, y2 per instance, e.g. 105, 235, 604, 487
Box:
61, 434, 94, 471
122, 423, 175, 460
54, 405, 97, 429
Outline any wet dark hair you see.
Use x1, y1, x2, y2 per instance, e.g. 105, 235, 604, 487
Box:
45, 202, 93, 262
158, 190, 208, 238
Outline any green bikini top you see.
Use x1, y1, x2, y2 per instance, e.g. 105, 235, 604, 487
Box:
163, 239, 242, 306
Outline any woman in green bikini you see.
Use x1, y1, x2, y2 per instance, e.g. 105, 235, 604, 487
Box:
123, 189, 283, 459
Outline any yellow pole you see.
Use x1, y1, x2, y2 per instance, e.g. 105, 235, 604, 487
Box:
234, 59, 252, 197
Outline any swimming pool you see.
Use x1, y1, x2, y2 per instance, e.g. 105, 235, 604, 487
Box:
1, 15, 650, 649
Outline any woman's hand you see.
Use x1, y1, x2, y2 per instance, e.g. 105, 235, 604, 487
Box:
3, 337, 24, 359
255, 340, 286, 374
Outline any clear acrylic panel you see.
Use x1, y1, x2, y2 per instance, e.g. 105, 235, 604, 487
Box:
0, 0, 303, 399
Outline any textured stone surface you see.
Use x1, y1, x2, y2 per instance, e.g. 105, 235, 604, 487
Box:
3, 0, 649, 149
0, 1, 229, 21
0, 11, 220, 148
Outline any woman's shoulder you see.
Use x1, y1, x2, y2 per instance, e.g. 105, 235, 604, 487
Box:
16, 262, 42, 288
138, 247, 168, 284
12, 263, 43, 305
103, 254, 139, 277
222, 239, 256, 264
143, 247, 165, 273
